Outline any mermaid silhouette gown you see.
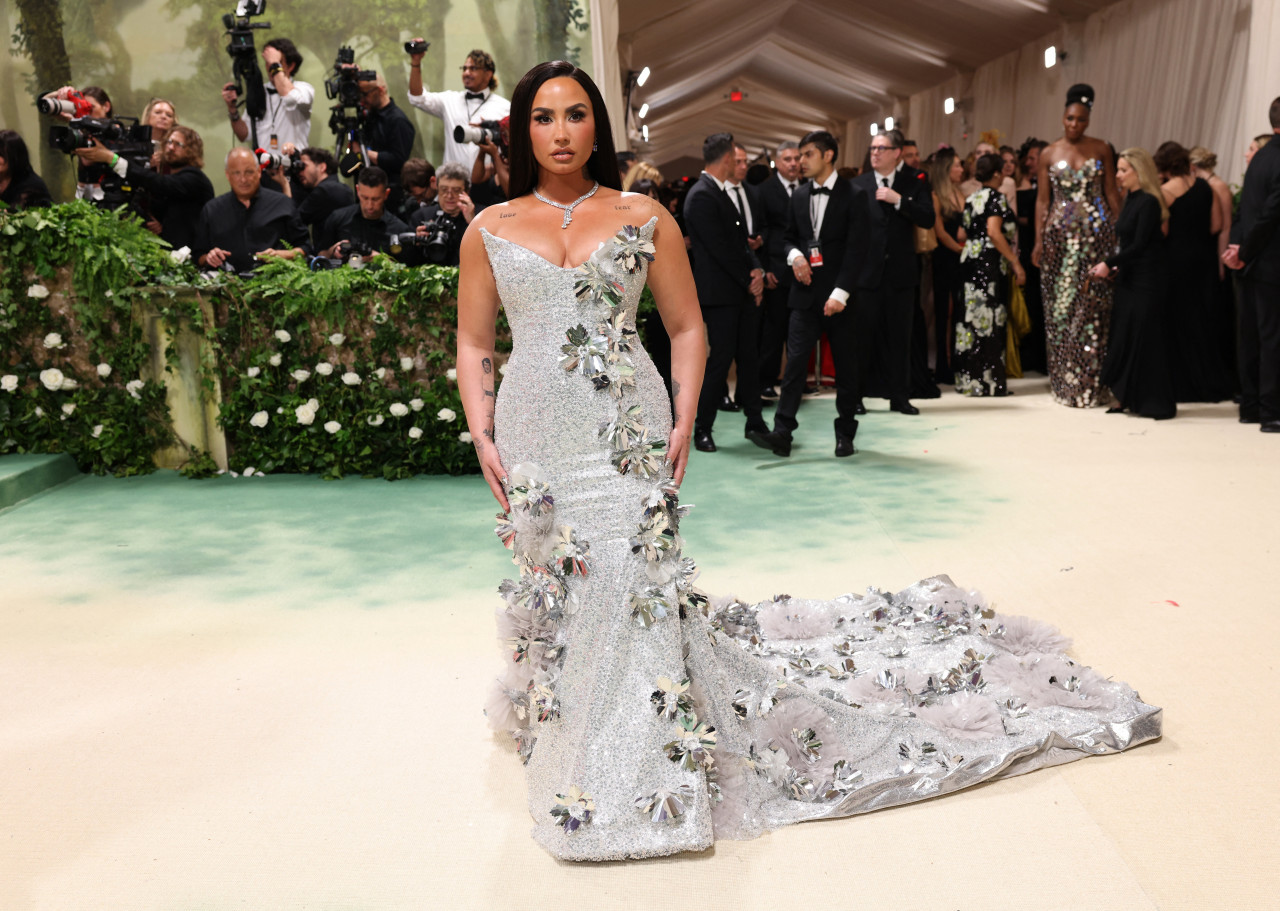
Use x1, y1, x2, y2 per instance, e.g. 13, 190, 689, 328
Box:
479, 217, 1161, 861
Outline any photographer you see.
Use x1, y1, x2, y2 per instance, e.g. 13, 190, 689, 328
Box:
74, 125, 213, 251
398, 157, 436, 221
406, 45, 509, 170
194, 147, 309, 273
273, 147, 354, 242
315, 166, 410, 260
220, 38, 313, 152
347, 73, 415, 209
408, 162, 473, 266
468, 123, 509, 210
39, 86, 125, 203
0, 130, 52, 209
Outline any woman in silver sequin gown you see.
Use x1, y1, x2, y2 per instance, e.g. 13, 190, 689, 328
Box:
1032, 84, 1121, 408
457, 63, 1161, 862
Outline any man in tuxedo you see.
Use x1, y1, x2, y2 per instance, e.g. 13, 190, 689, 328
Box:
1224, 97, 1280, 432
755, 140, 804, 398
850, 128, 935, 414
685, 132, 766, 452
749, 130, 862, 458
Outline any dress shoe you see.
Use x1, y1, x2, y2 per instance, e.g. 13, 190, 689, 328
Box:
890, 400, 920, 415
1240, 412, 1260, 424
694, 428, 717, 452
748, 429, 791, 457
1106, 406, 1125, 414
719, 395, 741, 412
854, 400, 867, 415
744, 421, 770, 438
1262, 420, 1280, 433
834, 434, 856, 457
804, 384, 822, 395
760, 386, 779, 400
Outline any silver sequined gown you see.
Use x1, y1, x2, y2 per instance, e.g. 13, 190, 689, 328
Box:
481, 217, 1160, 862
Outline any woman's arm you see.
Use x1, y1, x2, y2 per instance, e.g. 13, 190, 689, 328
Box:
987, 212, 1025, 284
456, 212, 509, 510
1100, 142, 1122, 219
1211, 177, 1232, 278
932, 192, 963, 253
1032, 146, 1052, 268
642, 199, 706, 485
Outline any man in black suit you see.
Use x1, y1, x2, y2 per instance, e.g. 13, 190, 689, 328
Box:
718, 142, 765, 411
850, 128, 935, 414
755, 140, 804, 398
684, 132, 766, 452
749, 130, 861, 458
1224, 97, 1280, 433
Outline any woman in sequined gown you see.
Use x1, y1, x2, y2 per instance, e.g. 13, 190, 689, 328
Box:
954, 154, 1027, 396
1032, 84, 1121, 408
457, 62, 1161, 862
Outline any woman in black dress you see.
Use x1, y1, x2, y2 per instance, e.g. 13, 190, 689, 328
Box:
1154, 141, 1232, 403
1091, 148, 1174, 419
1015, 138, 1047, 373
927, 148, 967, 384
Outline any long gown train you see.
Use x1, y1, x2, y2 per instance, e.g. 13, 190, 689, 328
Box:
480, 217, 1160, 861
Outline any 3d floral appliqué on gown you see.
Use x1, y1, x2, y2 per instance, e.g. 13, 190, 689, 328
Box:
478, 217, 1161, 861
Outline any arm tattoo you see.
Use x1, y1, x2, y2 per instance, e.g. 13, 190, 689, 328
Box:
671, 380, 681, 424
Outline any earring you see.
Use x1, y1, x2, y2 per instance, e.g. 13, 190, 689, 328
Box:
593, 141, 598, 152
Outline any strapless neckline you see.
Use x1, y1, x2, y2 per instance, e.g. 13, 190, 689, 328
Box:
481, 216, 660, 272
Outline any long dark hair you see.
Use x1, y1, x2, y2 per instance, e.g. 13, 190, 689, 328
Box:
0, 129, 34, 180
506, 60, 622, 200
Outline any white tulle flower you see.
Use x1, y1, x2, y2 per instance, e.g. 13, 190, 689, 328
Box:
96, 363, 112, 378
437, 407, 456, 422
389, 402, 409, 417
408, 426, 424, 440
250, 410, 270, 428
324, 420, 341, 434
39, 368, 65, 391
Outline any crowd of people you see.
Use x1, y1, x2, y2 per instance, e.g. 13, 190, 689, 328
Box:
3, 57, 1278, 436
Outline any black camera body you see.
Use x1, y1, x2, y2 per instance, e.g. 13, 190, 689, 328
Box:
404, 39, 429, 56
49, 116, 151, 154
222, 0, 272, 125
324, 47, 376, 110
324, 47, 377, 177
454, 119, 507, 159
413, 212, 459, 265
310, 238, 374, 270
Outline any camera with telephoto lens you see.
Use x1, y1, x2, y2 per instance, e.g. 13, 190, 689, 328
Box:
309, 238, 373, 270
453, 119, 507, 158
387, 232, 430, 258
409, 212, 458, 264
48, 116, 151, 154
36, 90, 95, 118
255, 147, 303, 178
404, 39, 429, 56
222, 0, 272, 128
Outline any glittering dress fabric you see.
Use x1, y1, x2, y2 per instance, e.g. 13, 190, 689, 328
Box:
954, 188, 1014, 396
1041, 159, 1117, 407
480, 217, 1160, 862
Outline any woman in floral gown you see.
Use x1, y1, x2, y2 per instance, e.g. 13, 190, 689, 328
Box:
455, 62, 1160, 862
955, 154, 1026, 395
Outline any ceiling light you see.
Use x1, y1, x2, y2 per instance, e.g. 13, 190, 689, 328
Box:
637, 66, 650, 86
642, 124, 649, 142
638, 103, 648, 119
944, 97, 955, 115
870, 123, 878, 136
1044, 46, 1056, 68
884, 116, 894, 131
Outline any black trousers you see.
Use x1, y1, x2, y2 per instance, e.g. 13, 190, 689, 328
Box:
856, 285, 915, 404
772, 305, 860, 439
932, 248, 960, 378
757, 278, 792, 388
1237, 278, 1280, 422
697, 301, 763, 431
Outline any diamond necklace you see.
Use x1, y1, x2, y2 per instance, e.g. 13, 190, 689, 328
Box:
533, 181, 600, 229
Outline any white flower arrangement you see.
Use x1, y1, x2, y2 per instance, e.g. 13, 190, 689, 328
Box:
96, 363, 112, 378
408, 426, 423, 440
250, 410, 270, 428
437, 407, 456, 422
315, 362, 334, 376
389, 402, 409, 417
341, 371, 361, 385
324, 420, 342, 434
39, 368, 65, 391
498, 363, 507, 375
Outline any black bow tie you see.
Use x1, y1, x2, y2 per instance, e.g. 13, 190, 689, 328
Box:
465, 91, 485, 100
810, 186, 831, 196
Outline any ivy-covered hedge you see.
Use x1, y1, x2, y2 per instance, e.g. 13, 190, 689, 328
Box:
0, 202, 492, 480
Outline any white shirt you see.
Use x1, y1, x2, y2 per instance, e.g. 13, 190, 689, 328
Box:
874, 161, 903, 210
777, 172, 799, 196
247, 82, 314, 152
407, 86, 511, 168
725, 179, 754, 234
786, 171, 850, 304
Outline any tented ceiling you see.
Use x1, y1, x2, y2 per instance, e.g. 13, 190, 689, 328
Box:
618, 0, 1121, 168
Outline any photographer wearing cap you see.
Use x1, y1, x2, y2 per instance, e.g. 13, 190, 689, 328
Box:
221, 38, 313, 152
75, 125, 214, 252
194, 147, 309, 273
316, 166, 411, 260
348, 73, 415, 210
408, 161, 472, 266
406, 45, 510, 170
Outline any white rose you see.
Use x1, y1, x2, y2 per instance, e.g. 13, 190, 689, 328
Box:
367, 414, 385, 427
295, 402, 317, 425
341, 371, 361, 386
274, 329, 291, 343
61, 403, 76, 416
374, 367, 387, 380
324, 420, 341, 434
91, 424, 103, 438
125, 379, 144, 399
96, 363, 112, 378
60, 376, 77, 390
250, 410, 270, 428
498, 363, 508, 375
242, 466, 255, 477
459, 431, 472, 443
246, 366, 261, 378
307, 397, 318, 409
276, 407, 284, 413
170, 246, 191, 264
269, 353, 282, 366
1, 375, 17, 393
315, 362, 334, 376
39, 368, 65, 391
399, 356, 414, 371
329, 332, 346, 346
27, 284, 50, 300
436, 407, 456, 422
292, 369, 311, 382
446, 368, 457, 381
43, 332, 63, 349
409, 398, 424, 412
408, 426, 423, 440
389, 402, 409, 417
34, 406, 44, 417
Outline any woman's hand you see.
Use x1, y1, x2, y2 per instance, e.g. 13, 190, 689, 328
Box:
477, 440, 509, 511
1013, 262, 1027, 286
1030, 243, 1042, 269
1088, 262, 1111, 281
667, 426, 691, 486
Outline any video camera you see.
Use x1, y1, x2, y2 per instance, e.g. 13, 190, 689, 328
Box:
325, 47, 377, 177
46, 115, 154, 214
454, 118, 509, 160
223, 0, 271, 137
